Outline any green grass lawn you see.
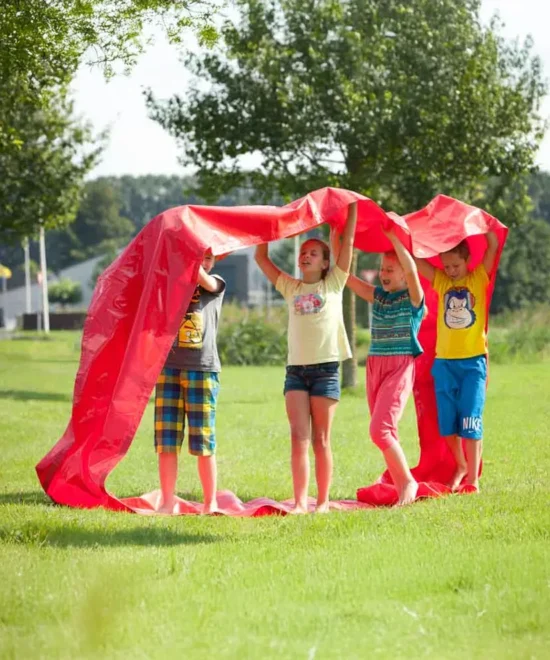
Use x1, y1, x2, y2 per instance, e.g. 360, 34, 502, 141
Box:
1, 332, 549, 659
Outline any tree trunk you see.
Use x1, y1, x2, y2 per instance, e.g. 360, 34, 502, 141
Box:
342, 249, 358, 389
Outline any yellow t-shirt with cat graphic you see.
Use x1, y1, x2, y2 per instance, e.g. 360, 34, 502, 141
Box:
433, 265, 489, 359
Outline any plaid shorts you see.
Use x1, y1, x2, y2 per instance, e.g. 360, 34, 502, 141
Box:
154, 367, 220, 456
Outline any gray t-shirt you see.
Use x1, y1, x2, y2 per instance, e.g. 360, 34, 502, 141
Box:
164, 275, 225, 372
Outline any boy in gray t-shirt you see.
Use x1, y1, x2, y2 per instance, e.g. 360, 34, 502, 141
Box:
154, 251, 225, 513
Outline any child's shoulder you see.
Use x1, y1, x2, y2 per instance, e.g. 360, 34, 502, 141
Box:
470, 264, 490, 284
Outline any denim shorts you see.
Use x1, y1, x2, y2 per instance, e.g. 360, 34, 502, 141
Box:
283, 362, 340, 400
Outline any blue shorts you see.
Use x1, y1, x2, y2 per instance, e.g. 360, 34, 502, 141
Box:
431, 356, 487, 440
284, 362, 340, 400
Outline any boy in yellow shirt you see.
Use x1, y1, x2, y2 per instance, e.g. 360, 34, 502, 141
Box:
415, 231, 499, 491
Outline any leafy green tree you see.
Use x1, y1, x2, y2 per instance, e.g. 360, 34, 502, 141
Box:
0, 174, 256, 284
0, 94, 100, 243
491, 218, 550, 314
528, 172, 550, 225
48, 278, 83, 308
46, 180, 135, 272
106, 175, 199, 231
0, 1, 220, 242
106, 174, 258, 232
148, 0, 546, 386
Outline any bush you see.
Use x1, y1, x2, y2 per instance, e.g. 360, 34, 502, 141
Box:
489, 305, 550, 363
48, 278, 83, 308
216, 304, 550, 367
218, 304, 287, 365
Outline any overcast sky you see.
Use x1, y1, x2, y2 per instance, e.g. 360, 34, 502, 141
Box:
71, 0, 550, 179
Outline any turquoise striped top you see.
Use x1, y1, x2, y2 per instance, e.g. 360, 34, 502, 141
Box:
368, 287, 425, 357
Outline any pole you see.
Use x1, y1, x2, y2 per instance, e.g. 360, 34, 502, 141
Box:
24, 237, 31, 313
39, 226, 50, 333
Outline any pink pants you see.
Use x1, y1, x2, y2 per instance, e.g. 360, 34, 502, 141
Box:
366, 355, 415, 451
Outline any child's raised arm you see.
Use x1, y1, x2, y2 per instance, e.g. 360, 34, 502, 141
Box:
336, 202, 358, 273
413, 256, 436, 284
346, 274, 375, 303
482, 230, 499, 275
331, 225, 374, 303
385, 229, 424, 307
254, 243, 282, 286
198, 266, 224, 293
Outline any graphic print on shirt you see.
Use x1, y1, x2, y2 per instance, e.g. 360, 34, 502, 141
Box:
293, 292, 325, 315
177, 287, 203, 349
444, 287, 476, 330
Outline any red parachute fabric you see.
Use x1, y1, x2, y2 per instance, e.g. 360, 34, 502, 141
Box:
36, 188, 507, 514
357, 195, 508, 505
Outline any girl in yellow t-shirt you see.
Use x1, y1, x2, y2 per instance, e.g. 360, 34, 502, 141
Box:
254, 203, 357, 513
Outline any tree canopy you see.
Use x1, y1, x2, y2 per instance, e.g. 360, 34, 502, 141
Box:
148, 0, 547, 384
0, 0, 219, 241
148, 0, 546, 214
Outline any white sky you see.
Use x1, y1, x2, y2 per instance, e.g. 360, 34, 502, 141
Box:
72, 0, 550, 178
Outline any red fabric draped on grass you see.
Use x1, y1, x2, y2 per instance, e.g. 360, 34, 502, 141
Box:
36, 188, 507, 515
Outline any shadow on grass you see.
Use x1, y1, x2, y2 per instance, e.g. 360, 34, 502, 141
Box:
0, 490, 50, 506
0, 389, 72, 402
0, 525, 219, 548
0, 491, 222, 547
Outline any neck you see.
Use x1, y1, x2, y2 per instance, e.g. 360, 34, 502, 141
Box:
387, 281, 406, 293
302, 272, 323, 284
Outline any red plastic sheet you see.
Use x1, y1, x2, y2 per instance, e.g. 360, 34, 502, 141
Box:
36, 189, 507, 514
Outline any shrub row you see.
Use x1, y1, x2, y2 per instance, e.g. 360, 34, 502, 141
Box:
218, 303, 550, 366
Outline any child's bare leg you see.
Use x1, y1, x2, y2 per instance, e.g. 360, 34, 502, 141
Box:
464, 439, 482, 490
285, 391, 312, 513
158, 452, 178, 512
198, 455, 217, 513
310, 395, 338, 513
444, 434, 467, 491
383, 443, 418, 506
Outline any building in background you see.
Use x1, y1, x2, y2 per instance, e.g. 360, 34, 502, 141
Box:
0, 247, 271, 329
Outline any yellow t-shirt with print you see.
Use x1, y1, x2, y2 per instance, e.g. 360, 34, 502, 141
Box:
276, 265, 352, 366
433, 265, 489, 359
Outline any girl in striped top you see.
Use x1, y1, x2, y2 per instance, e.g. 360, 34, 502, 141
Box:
336, 228, 426, 505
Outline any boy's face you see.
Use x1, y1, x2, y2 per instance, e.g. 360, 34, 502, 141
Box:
298, 240, 329, 276
440, 252, 468, 280
379, 254, 405, 292
202, 253, 215, 273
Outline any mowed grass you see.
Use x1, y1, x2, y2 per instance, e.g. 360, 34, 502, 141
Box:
0, 333, 549, 659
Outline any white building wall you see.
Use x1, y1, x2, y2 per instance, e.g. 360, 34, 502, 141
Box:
0, 255, 102, 329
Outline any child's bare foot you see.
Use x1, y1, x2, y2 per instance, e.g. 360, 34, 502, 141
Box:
289, 502, 309, 515
397, 480, 418, 506
315, 501, 330, 514
448, 464, 468, 492
158, 497, 176, 514
464, 479, 479, 492
202, 500, 218, 515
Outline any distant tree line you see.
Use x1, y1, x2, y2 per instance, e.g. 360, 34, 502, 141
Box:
1, 172, 549, 315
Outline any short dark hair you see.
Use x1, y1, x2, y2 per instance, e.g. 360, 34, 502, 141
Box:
443, 240, 470, 260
